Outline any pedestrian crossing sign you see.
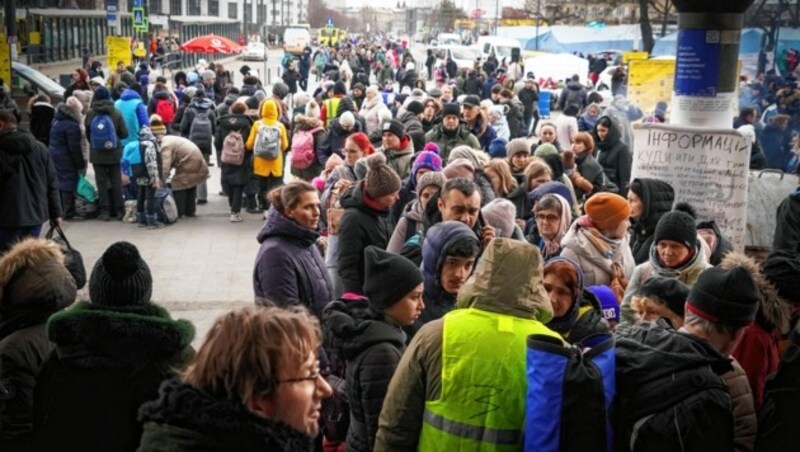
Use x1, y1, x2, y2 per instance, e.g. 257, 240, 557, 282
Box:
132, 7, 148, 32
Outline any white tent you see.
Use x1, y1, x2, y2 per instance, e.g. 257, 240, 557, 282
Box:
524, 53, 590, 85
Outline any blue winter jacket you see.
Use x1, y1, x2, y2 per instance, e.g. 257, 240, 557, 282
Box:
47, 105, 85, 192
115, 89, 150, 148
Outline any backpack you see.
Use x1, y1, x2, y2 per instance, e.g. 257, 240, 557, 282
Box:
155, 187, 178, 224
189, 109, 212, 149
221, 131, 245, 166
155, 98, 176, 125
89, 114, 117, 151
254, 123, 281, 160
290, 127, 323, 169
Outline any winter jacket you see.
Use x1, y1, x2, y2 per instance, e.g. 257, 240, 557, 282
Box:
47, 105, 85, 192
696, 219, 733, 266
0, 240, 76, 452
387, 200, 424, 254
375, 239, 557, 451
772, 187, 800, 252
323, 300, 406, 452
593, 118, 632, 196
319, 119, 362, 167
361, 96, 389, 136
621, 241, 711, 323
572, 151, 605, 202
503, 99, 524, 139
725, 358, 758, 452
518, 87, 539, 116
254, 206, 332, 319
378, 136, 415, 180
146, 88, 177, 120
760, 123, 792, 170
214, 113, 254, 186
179, 97, 217, 153
244, 99, 289, 178
33, 302, 194, 452
158, 136, 209, 191
489, 112, 510, 140
337, 183, 394, 295
289, 115, 326, 181
467, 112, 497, 151
558, 81, 588, 111
424, 124, 481, 163
547, 288, 609, 345
397, 111, 425, 153
281, 69, 299, 94
757, 323, 800, 451
28, 102, 55, 146
0, 128, 61, 228
137, 378, 315, 452
115, 89, 150, 147
134, 127, 161, 186
560, 221, 636, 287
613, 320, 735, 451
462, 74, 482, 96
85, 98, 129, 165
628, 178, 675, 264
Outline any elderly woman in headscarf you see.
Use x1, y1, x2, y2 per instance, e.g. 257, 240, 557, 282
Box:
543, 257, 610, 345
526, 193, 573, 260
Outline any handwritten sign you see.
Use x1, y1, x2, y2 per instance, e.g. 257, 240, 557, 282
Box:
632, 124, 750, 251
627, 59, 674, 117
106, 36, 132, 69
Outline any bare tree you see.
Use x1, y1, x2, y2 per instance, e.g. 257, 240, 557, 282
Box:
649, 0, 674, 37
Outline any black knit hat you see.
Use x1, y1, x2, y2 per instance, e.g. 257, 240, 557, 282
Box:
636, 277, 691, 317
442, 102, 461, 118
364, 153, 402, 199
363, 246, 423, 312
406, 100, 425, 115
654, 210, 697, 250
334, 80, 347, 95
686, 266, 760, 326
381, 119, 405, 140
89, 241, 152, 306
762, 250, 800, 304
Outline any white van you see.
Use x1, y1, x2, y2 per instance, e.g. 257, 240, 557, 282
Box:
476, 36, 522, 62
432, 45, 482, 70
283, 27, 311, 56
437, 33, 462, 46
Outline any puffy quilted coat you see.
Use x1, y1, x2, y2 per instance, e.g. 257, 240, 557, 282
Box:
47, 105, 85, 192
158, 136, 209, 191
245, 99, 288, 177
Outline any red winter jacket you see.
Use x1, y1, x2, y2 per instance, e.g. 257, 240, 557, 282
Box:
732, 321, 780, 409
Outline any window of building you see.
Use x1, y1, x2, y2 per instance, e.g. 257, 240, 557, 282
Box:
188, 0, 201, 16
169, 0, 182, 15
228, 2, 238, 20
209, 0, 219, 16
257, 5, 267, 24
149, 0, 163, 14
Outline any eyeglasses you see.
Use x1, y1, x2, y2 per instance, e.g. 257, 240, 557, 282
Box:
535, 213, 560, 223
277, 365, 322, 386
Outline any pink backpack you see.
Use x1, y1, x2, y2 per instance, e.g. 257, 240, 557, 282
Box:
291, 127, 323, 170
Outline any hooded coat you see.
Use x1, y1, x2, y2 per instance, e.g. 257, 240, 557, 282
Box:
628, 178, 676, 264
318, 118, 362, 167
468, 111, 497, 151
374, 239, 558, 451
47, 104, 85, 192
33, 302, 194, 452
85, 98, 129, 165
137, 378, 315, 452
115, 88, 149, 147
387, 199, 425, 254
360, 95, 389, 136
773, 187, 800, 252
337, 183, 394, 295
0, 240, 76, 452
289, 115, 326, 181
573, 150, 605, 202
323, 300, 406, 452
558, 81, 588, 111
397, 111, 426, 153
378, 136, 415, 180
0, 127, 62, 228
560, 221, 636, 287
179, 97, 217, 153
593, 118, 631, 196
245, 99, 289, 177
424, 124, 481, 164
28, 101, 56, 146
214, 112, 255, 186
254, 206, 332, 319
158, 136, 210, 191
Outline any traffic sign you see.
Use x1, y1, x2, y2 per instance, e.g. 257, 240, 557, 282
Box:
132, 0, 143, 7
133, 7, 146, 31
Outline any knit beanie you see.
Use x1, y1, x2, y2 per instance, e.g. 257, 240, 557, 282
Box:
442, 102, 461, 118
93, 86, 111, 101
363, 246, 423, 312
584, 193, 631, 231
150, 123, 167, 137
450, 146, 488, 170
406, 100, 424, 115
272, 82, 290, 100
507, 138, 531, 160
412, 151, 443, 178
636, 277, 691, 318
654, 210, 697, 250
686, 266, 760, 326
488, 137, 508, 158
89, 241, 153, 306
381, 119, 405, 140
587, 285, 619, 324
762, 250, 800, 304
423, 142, 441, 155
443, 158, 475, 180
417, 171, 447, 195
528, 181, 573, 207
365, 153, 402, 199
534, 143, 559, 157
481, 198, 517, 238
334, 81, 347, 95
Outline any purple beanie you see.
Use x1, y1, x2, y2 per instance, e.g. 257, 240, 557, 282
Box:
423, 142, 441, 154
411, 151, 443, 187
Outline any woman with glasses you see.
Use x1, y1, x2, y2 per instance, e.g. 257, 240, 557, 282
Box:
526, 194, 572, 260
138, 306, 333, 451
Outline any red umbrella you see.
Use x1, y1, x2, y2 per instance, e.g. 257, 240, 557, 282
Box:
180, 34, 243, 54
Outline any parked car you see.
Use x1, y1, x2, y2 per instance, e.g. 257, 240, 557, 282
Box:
9, 61, 64, 131
242, 42, 267, 61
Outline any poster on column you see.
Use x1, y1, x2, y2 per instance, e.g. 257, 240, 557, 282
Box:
631, 124, 750, 251
627, 59, 674, 117
0, 36, 10, 92
106, 36, 132, 69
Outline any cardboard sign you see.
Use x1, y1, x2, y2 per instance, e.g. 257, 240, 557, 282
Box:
107, 36, 132, 68
622, 51, 648, 64
631, 124, 750, 251
627, 59, 674, 116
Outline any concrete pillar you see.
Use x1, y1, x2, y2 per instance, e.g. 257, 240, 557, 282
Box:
669, 0, 755, 129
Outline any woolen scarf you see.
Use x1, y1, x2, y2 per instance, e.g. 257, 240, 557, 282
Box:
577, 215, 621, 260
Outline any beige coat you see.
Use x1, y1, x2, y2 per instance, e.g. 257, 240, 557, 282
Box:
560, 222, 636, 287
724, 358, 757, 452
159, 136, 209, 191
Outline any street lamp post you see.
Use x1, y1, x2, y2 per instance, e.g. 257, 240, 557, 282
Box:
535, 0, 541, 50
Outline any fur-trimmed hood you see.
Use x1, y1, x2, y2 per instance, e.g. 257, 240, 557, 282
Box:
293, 114, 323, 131
719, 252, 792, 334
46, 301, 195, 369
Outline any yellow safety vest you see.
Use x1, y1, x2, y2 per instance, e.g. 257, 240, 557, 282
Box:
324, 97, 341, 128
418, 308, 560, 451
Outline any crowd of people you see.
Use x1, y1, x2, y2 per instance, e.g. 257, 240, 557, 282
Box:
2, 36, 800, 451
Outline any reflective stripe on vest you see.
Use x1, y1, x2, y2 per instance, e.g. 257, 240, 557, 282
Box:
324, 97, 341, 128
418, 308, 560, 451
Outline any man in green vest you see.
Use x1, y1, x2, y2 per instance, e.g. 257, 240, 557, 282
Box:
375, 238, 560, 451
321, 81, 353, 128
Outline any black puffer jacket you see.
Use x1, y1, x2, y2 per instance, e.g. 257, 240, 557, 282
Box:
629, 178, 675, 264
573, 151, 605, 202
337, 183, 394, 294
757, 322, 800, 451
772, 188, 800, 253
397, 111, 425, 154
214, 113, 254, 186
322, 300, 405, 452
137, 378, 314, 452
593, 119, 632, 196
85, 99, 129, 165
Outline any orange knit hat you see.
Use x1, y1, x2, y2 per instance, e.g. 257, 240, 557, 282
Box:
584, 193, 631, 231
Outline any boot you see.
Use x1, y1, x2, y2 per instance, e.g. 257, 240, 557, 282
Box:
146, 214, 165, 230
137, 212, 148, 227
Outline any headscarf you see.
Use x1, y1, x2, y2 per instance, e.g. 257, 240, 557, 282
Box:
539, 194, 572, 259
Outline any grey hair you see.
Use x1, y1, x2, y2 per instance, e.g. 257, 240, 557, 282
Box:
683, 312, 740, 339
